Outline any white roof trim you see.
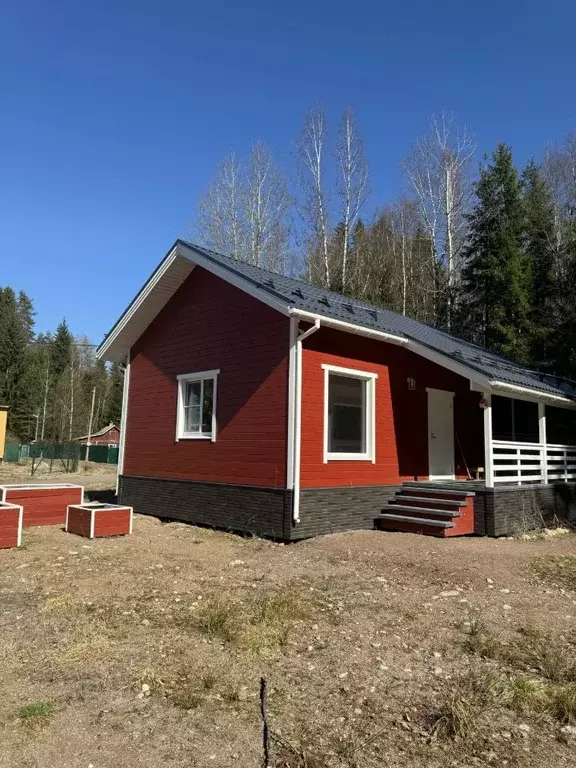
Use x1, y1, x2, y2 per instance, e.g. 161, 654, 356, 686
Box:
489, 381, 576, 407
290, 308, 492, 390
98, 241, 290, 362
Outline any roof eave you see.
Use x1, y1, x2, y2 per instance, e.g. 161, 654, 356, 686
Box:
97, 241, 292, 363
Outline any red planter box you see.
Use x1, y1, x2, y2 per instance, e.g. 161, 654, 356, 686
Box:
0, 484, 83, 527
65, 502, 133, 539
0, 502, 23, 549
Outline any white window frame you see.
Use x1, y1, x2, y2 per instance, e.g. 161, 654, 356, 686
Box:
322, 363, 377, 463
176, 369, 220, 441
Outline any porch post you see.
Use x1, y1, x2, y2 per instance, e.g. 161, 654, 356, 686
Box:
538, 401, 548, 484
484, 393, 494, 488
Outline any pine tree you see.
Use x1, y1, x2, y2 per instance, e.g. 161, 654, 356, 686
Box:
460, 144, 531, 363
522, 161, 557, 370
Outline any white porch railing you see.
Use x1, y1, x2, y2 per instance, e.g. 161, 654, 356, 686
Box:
492, 440, 576, 485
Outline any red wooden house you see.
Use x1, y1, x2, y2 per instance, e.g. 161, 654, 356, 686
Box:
97, 240, 576, 539
75, 424, 120, 447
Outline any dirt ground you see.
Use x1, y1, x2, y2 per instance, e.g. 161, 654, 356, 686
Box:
2, 467, 576, 767
0, 461, 117, 492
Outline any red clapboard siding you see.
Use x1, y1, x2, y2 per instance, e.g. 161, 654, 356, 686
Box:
3, 486, 83, 527
0, 503, 22, 548
125, 266, 290, 487
300, 329, 484, 488
66, 506, 92, 537
66, 504, 132, 538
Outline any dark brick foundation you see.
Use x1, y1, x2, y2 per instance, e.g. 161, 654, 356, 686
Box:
120, 476, 399, 541
296, 485, 399, 539
474, 483, 576, 537
119, 475, 293, 540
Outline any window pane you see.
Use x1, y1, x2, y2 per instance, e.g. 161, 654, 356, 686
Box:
185, 381, 201, 408
202, 378, 214, 433
328, 374, 366, 453
513, 399, 538, 442
546, 406, 576, 446
492, 395, 513, 441
184, 405, 201, 432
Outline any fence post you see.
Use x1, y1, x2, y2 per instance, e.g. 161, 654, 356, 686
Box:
483, 394, 494, 488
538, 402, 547, 485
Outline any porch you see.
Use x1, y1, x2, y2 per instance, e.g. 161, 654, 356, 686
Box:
481, 393, 576, 488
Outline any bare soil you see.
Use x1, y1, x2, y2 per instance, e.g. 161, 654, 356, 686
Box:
2, 467, 576, 767
0, 461, 116, 492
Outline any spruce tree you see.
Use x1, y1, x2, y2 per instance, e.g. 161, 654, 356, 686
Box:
460, 144, 531, 363
522, 161, 557, 370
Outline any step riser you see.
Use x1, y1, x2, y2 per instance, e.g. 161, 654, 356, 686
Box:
388, 505, 459, 520
400, 491, 471, 503
394, 497, 464, 512
377, 519, 450, 538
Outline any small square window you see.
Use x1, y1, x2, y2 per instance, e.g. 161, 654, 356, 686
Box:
176, 370, 219, 441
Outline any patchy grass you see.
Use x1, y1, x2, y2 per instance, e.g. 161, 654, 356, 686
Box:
463, 620, 576, 684
4, 512, 576, 766
18, 701, 54, 724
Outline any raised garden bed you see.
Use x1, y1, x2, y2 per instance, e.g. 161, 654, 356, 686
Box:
65, 502, 133, 539
0, 502, 23, 549
0, 484, 84, 527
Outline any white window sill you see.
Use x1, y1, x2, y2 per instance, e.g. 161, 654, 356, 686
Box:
325, 453, 374, 462
176, 434, 214, 441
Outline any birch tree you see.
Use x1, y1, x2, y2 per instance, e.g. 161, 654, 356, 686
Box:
197, 153, 245, 259
404, 112, 476, 327
245, 141, 290, 272
296, 107, 331, 287
336, 108, 369, 292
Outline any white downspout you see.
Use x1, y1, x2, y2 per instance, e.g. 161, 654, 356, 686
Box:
116, 357, 131, 496
293, 319, 321, 523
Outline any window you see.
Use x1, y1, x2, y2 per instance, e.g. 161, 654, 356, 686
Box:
546, 405, 576, 446
492, 395, 538, 442
176, 369, 219, 441
322, 364, 377, 462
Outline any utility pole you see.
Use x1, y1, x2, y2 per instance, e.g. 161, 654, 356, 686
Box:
85, 387, 96, 462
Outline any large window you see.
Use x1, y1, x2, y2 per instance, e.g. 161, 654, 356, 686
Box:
176, 369, 219, 441
323, 364, 377, 462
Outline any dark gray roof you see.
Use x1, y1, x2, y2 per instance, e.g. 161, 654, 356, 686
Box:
180, 240, 576, 401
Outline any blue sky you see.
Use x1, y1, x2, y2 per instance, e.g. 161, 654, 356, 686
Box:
1, 0, 574, 343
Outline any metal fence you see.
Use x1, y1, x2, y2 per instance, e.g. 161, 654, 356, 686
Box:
3, 442, 118, 466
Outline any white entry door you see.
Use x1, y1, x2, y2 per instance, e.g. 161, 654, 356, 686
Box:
427, 388, 455, 480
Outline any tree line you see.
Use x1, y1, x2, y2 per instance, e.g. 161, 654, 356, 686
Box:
194, 110, 576, 380
0, 288, 123, 443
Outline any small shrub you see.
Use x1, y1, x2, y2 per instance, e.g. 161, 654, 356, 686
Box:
19, 701, 54, 723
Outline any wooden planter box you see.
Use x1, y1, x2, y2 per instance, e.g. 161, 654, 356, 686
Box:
65, 502, 133, 539
0, 502, 23, 549
0, 484, 83, 527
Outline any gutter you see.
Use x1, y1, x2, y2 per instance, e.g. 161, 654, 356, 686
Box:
292, 318, 321, 523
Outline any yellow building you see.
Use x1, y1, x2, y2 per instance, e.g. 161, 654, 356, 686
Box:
0, 406, 8, 462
